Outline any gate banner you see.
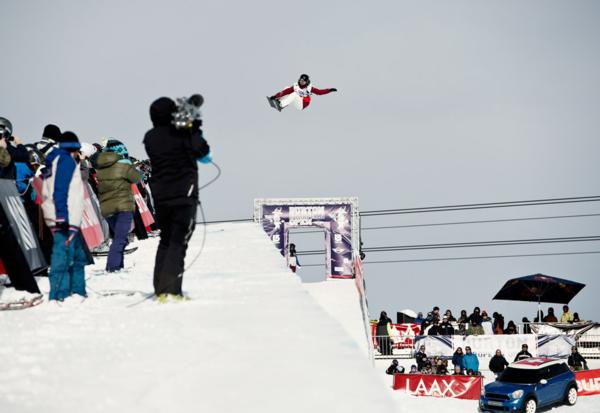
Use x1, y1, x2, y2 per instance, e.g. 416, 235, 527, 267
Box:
0, 179, 46, 272
132, 184, 155, 227
80, 184, 105, 249
393, 374, 483, 400
575, 369, 600, 396
260, 203, 354, 278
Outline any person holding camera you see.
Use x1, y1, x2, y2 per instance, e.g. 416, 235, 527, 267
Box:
143, 95, 211, 301
0, 117, 29, 180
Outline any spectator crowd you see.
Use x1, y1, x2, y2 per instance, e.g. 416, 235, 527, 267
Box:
0, 96, 211, 304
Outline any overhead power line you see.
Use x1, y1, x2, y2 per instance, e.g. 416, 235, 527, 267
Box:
288, 213, 600, 234
360, 195, 600, 216
297, 235, 600, 256
298, 250, 600, 266
201, 195, 600, 224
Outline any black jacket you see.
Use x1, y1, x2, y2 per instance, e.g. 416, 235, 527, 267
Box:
568, 353, 587, 369
143, 97, 210, 206
415, 351, 428, 371
438, 322, 455, 336
489, 355, 509, 373
514, 350, 532, 362
386, 364, 405, 375
0, 142, 29, 180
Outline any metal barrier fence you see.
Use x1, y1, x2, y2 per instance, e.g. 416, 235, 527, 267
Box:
372, 334, 600, 360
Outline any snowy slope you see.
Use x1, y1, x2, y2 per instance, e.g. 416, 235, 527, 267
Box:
302, 279, 371, 358
0, 223, 396, 413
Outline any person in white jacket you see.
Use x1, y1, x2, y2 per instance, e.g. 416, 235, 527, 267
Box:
41, 131, 88, 301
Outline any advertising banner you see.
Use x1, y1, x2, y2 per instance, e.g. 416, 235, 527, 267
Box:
413, 334, 538, 360
413, 336, 454, 356
373, 323, 421, 350
536, 334, 576, 358
259, 202, 355, 278
453, 334, 538, 361
132, 184, 155, 227
575, 369, 600, 396
393, 374, 483, 400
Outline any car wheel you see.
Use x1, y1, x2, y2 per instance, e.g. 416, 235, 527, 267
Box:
564, 385, 578, 406
522, 398, 537, 413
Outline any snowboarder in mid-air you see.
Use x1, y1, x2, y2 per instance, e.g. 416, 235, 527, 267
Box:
268, 74, 337, 111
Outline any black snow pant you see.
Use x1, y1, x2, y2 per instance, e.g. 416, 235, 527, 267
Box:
153, 203, 196, 296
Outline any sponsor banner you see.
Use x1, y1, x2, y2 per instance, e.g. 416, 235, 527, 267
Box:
261, 203, 354, 278
537, 334, 576, 358
575, 369, 600, 396
132, 184, 155, 227
80, 184, 105, 249
0, 179, 46, 272
373, 323, 421, 349
393, 374, 483, 400
414, 335, 453, 356
453, 335, 537, 361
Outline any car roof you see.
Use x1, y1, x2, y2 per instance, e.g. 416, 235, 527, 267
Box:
510, 357, 564, 370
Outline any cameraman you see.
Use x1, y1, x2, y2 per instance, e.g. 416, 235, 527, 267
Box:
143, 96, 211, 301
0, 117, 30, 179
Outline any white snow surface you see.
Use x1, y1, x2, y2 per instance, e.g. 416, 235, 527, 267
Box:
1, 222, 599, 412
0, 223, 394, 413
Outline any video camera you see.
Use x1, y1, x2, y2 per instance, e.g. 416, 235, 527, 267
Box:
172, 94, 204, 130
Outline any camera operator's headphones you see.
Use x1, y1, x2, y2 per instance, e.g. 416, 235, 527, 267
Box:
0, 117, 13, 139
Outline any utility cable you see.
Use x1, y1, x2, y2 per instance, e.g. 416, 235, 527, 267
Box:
296, 235, 600, 256
298, 250, 600, 266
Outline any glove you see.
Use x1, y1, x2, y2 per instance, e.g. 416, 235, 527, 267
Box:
330, 88, 338, 92
198, 150, 213, 164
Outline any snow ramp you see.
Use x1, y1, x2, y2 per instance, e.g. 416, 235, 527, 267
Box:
0, 222, 394, 413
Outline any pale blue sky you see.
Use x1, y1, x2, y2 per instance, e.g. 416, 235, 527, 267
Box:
1, 0, 599, 322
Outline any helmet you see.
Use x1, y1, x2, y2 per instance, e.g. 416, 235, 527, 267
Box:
298, 74, 310, 85
0, 117, 13, 139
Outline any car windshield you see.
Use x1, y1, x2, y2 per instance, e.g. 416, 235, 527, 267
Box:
497, 367, 541, 384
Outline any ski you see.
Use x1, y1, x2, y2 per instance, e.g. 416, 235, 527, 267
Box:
0, 294, 44, 311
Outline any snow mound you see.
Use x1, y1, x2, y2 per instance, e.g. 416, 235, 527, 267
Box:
0, 222, 395, 413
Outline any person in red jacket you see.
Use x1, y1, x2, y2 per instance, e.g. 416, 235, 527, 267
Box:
269, 74, 337, 111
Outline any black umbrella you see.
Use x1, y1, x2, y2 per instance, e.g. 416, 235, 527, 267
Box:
493, 273, 585, 321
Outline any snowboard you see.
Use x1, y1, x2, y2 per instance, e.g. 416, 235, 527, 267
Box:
0, 293, 44, 311
266, 96, 282, 112
92, 246, 138, 257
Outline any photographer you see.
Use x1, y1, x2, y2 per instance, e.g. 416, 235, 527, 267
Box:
143, 95, 211, 301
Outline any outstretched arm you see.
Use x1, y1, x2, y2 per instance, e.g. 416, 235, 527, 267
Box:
271, 86, 294, 99
311, 87, 337, 95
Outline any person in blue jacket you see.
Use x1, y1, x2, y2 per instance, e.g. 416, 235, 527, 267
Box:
462, 346, 480, 373
40, 131, 88, 302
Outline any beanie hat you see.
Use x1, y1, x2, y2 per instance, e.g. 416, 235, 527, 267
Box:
150, 97, 176, 126
42, 124, 62, 141
59, 131, 81, 152
104, 138, 129, 159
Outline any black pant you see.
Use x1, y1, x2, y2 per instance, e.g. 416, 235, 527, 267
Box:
153, 203, 196, 295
